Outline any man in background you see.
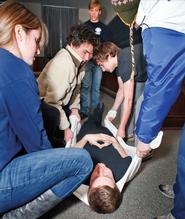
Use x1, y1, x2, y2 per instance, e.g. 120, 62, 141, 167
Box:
80, 0, 114, 120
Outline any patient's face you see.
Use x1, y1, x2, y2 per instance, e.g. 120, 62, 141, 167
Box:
89, 163, 115, 188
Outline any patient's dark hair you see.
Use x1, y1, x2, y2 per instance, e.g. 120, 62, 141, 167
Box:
88, 185, 122, 214
66, 24, 99, 48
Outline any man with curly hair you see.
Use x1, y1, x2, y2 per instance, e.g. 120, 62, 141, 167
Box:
38, 24, 98, 146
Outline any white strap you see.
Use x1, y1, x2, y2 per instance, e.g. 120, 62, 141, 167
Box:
106, 110, 117, 120
65, 115, 81, 148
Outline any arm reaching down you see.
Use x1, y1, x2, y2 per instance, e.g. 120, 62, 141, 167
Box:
117, 79, 134, 139
106, 77, 124, 122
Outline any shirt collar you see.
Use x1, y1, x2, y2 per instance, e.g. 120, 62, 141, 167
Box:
66, 44, 83, 68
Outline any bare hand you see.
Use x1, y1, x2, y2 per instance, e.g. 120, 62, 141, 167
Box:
136, 141, 151, 158
64, 128, 73, 143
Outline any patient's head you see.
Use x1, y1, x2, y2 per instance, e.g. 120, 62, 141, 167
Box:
88, 163, 121, 213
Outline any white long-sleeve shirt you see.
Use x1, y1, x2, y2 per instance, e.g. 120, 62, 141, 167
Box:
136, 0, 185, 34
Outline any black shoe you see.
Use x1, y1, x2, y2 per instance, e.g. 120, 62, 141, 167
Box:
80, 112, 88, 120
158, 184, 175, 199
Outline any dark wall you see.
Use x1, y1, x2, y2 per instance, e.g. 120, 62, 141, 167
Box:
108, 15, 142, 48
19, 0, 87, 8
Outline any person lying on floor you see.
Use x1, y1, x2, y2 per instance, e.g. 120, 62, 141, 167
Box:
73, 103, 132, 213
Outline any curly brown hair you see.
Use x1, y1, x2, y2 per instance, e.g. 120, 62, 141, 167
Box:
66, 24, 99, 48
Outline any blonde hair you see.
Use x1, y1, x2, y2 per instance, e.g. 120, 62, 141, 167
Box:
88, 0, 102, 11
0, 0, 48, 48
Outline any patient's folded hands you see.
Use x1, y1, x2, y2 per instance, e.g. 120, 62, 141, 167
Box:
85, 134, 128, 158
75, 133, 113, 148
85, 134, 113, 148
75, 133, 129, 154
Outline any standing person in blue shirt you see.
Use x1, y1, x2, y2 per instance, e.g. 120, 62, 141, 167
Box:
80, 0, 114, 119
0, 1, 93, 218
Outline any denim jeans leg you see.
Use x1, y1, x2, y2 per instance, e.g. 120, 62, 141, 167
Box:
91, 65, 102, 109
0, 148, 92, 213
171, 124, 185, 219
51, 148, 93, 198
80, 62, 93, 115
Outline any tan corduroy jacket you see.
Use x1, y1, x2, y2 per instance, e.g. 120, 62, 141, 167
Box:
37, 45, 85, 130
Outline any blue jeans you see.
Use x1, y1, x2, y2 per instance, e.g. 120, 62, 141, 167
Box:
0, 148, 93, 213
172, 124, 185, 219
80, 61, 102, 115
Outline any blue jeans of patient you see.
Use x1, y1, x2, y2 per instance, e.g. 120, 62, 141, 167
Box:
80, 61, 102, 115
0, 148, 92, 213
